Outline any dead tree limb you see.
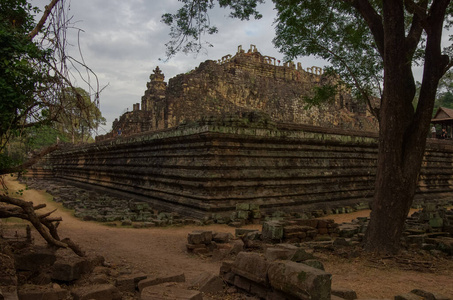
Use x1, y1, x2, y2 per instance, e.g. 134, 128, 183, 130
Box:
0, 194, 85, 256
0, 143, 60, 176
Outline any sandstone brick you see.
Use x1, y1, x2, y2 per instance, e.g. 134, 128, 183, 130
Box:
71, 284, 121, 300
141, 284, 202, 300
212, 232, 232, 243
262, 221, 284, 241
14, 246, 56, 272
189, 272, 224, 294
268, 260, 331, 300
137, 273, 185, 292
410, 289, 450, 300
17, 284, 69, 300
331, 288, 358, 300
231, 252, 269, 285
187, 230, 212, 245
115, 273, 147, 293
394, 293, 425, 300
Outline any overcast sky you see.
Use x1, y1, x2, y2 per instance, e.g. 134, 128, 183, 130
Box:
32, 0, 328, 135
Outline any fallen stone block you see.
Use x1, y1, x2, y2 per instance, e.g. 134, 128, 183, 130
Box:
71, 284, 121, 300
338, 224, 360, 238
233, 275, 252, 292
13, 246, 56, 271
410, 289, 450, 300
231, 252, 270, 285
235, 228, 259, 237
17, 284, 69, 300
331, 287, 357, 300
189, 272, 224, 294
187, 230, 212, 245
0, 286, 18, 300
0, 253, 17, 286
140, 283, 202, 300
115, 272, 147, 293
295, 219, 318, 228
51, 252, 103, 282
137, 273, 185, 292
268, 260, 331, 300
262, 221, 284, 241
229, 239, 244, 255
303, 259, 325, 271
265, 247, 294, 261
394, 293, 425, 300
212, 232, 233, 243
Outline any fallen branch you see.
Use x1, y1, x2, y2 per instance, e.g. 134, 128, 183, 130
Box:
0, 193, 85, 256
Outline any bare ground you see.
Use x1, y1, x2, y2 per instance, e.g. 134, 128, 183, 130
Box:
2, 176, 453, 299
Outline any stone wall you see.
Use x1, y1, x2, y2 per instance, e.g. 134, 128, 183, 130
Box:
34, 120, 453, 218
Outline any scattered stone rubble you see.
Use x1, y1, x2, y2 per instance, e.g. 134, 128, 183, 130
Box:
184, 204, 452, 299
0, 232, 207, 300
21, 178, 374, 229
21, 178, 208, 227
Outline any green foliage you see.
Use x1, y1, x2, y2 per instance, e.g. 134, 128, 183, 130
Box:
0, 1, 50, 148
55, 87, 106, 143
161, 0, 264, 58
272, 0, 382, 104
303, 85, 337, 109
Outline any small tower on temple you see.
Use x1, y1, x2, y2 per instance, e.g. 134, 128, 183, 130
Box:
141, 66, 167, 111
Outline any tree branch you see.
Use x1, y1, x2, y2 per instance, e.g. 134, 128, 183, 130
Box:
28, 0, 61, 40
347, 0, 385, 57
0, 143, 60, 175
0, 193, 85, 256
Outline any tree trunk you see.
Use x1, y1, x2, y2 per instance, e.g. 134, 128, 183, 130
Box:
363, 0, 449, 254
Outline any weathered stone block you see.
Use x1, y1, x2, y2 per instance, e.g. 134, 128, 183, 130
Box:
268, 260, 331, 300
237, 210, 250, 219
229, 239, 244, 255
0, 253, 17, 286
141, 284, 202, 300
14, 246, 56, 271
265, 247, 294, 261
250, 203, 260, 210
231, 252, 269, 285
233, 275, 251, 292
187, 230, 212, 245
51, 251, 103, 282
331, 287, 357, 300
338, 224, 360, 238
189, 272, 224, 294
212, 232, 232, 243
410, 289, 450, 300
137, 273, 185, 292
235, 228, 258, 237
115, 273, 147, 293
262, 221, 284, 241
71, 284, 121, 300
394, 293, 425, 300
295, 219, 318, 228
17, 284, 69, 300
303, 259, 325, 271
236, 203, 250, 211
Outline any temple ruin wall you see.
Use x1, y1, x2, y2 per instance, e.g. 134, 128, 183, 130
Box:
33, 123, 453, 218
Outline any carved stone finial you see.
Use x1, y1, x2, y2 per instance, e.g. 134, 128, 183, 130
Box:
153, 66, 163, 75
150, 66, 165, 82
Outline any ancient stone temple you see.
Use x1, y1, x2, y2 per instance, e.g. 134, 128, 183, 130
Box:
98, 45, 376, 140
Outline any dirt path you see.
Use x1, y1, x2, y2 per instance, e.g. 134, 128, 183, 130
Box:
2, 176, 453, 298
